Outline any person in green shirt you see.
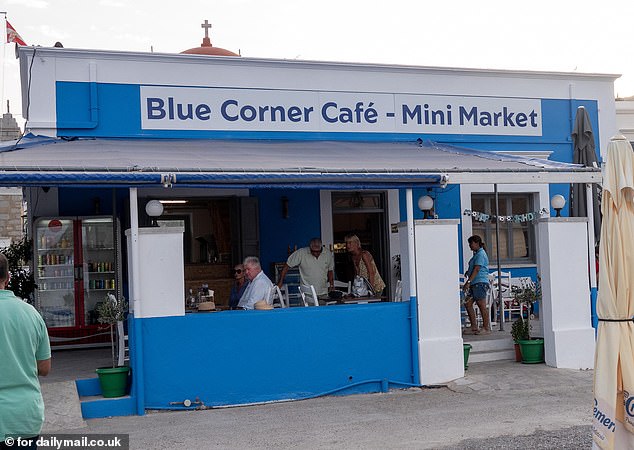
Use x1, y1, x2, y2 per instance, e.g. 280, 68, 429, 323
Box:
0, 253, 51, 448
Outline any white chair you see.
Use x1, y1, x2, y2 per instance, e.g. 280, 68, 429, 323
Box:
510, 276, 533, 318
394, 280, 403, 302
116, 320, 128, 367
333, 279, 351, 295
279, 284, 290, 307
270, 285, 287, 308
298, 284, 319, 306
490, 272, 527, 323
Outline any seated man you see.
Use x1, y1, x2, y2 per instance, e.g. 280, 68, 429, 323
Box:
238, 256, 274, 310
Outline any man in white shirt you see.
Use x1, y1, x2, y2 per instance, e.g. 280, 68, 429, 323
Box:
277, 237, 334, 298
238, 256, 273, 310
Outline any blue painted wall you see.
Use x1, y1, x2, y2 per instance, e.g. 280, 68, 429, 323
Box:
138, 303, 413, 407
55, 82, 599, 151
58, 187, 128, 217
253, 188, 321, 278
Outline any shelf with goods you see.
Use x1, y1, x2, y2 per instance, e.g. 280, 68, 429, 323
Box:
33, 216, 121, 346
38, 286, 76, 328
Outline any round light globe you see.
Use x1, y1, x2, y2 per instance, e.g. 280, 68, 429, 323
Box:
145, 200, 164, 217
550, 194, 566, 210
417, 195, 434, 212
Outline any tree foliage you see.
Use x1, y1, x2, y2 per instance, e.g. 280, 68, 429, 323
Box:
2, 237, 36, 302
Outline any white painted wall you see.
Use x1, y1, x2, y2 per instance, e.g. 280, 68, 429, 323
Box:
125, 226, 185, 318
537, 218, 595, 369
400, 219, 463, 384
616, 99, 634, 142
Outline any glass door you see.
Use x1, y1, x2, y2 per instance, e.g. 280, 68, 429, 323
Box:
34, 218, 76, 328
81, 217, 116, 326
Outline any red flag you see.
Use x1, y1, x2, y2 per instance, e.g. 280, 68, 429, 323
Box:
6, 20, 26, 46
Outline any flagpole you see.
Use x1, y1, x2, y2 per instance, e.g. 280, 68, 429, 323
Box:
0, 12, 6, 133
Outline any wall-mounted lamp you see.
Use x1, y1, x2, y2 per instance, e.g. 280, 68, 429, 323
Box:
417, 195, 434, 219
145, 199, 164, 226
550, 194, 566, 217
281, 196, 289, 219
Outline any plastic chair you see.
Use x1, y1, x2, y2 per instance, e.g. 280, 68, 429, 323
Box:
490, 271, 526, 323
279, 284, 290, 307
394, 280, 403, 302
116, 320, 129, 367
298, 284, 319, 307
270, 285, 288, 308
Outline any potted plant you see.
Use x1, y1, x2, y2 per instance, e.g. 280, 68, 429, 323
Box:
510, 316, 529, 361
511, 276, 544, 364
2, 237, 36, 303
95, 293, 130, 397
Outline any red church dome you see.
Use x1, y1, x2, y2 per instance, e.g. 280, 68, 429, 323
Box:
181, 20, 239, 57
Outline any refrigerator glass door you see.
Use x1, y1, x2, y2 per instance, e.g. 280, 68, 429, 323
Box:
82, 217, 116, 326
35, 218, 76, 328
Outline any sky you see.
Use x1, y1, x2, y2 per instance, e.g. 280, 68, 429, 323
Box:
2, 0, 634, 127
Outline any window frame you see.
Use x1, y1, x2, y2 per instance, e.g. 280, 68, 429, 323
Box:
471, 193, 535, 265
460, 183, 548, 271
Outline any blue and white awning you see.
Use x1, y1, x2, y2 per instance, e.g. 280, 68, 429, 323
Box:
0, 136, 600, 188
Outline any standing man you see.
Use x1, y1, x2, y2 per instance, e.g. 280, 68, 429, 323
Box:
0, 253, 51, 449
277, 238, 334, 299
238, 256, 274, 310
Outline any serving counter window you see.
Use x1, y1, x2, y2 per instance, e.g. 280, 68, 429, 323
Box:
145, 196, 259, 311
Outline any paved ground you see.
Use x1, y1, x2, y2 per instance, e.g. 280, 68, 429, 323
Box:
44, 350, 594, 449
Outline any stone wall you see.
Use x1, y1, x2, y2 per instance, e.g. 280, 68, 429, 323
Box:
0, 190, 24, 246
0, 111, 24, 245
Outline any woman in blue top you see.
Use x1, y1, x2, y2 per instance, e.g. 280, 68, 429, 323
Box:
464, 235, 491, 335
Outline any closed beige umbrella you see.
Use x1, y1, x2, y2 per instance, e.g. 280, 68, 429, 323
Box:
593, 136, 634, 449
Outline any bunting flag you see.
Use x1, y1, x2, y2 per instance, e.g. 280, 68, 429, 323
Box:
6, 20, 26, 46
463, 208, 549, 223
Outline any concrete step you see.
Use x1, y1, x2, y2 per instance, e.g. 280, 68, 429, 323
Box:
464, 334, 515, 363
76, 377, 136, 419
469, 349, 516, 363
41, 381, 87, 432
466, 337, 513, 352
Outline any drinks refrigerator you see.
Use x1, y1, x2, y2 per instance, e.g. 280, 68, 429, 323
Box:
34, 216, 122, 347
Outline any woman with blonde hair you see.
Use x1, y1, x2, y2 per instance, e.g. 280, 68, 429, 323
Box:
345, 234, 385, 295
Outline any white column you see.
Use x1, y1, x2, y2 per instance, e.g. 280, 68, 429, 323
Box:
400, 219, 463, 384
129, 188, 141, 316
125, 227, 185, 318
537, 217, 595, 369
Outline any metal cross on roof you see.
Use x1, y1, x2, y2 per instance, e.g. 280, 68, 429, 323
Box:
201, 20, 212, 39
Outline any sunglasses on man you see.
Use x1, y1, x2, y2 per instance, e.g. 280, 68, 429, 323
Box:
233, 269, 243, 274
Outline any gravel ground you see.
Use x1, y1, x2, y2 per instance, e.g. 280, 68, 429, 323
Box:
440, 425, 591, 449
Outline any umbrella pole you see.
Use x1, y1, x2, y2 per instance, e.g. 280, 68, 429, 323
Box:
494, 184, 504, 331
586, 183, 598, 329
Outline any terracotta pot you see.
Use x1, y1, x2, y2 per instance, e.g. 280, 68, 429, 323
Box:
514, 343, 522, 362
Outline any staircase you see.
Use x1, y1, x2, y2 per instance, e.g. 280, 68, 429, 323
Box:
464, 333, 516, 363
76, 378, 135, 419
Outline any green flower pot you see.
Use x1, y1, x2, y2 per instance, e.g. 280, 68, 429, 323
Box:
96, 366, 130, 398
463, 343, 472, 370
517, 338, 544, 364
